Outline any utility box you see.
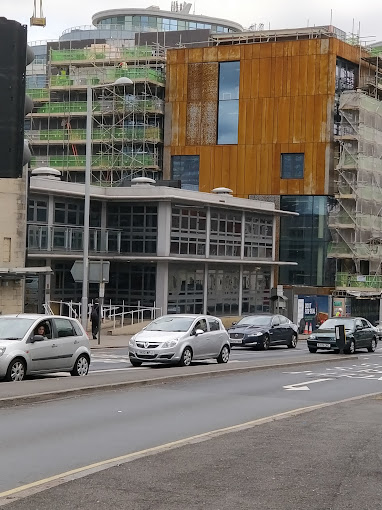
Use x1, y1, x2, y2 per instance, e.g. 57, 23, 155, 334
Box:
335, 324, 346, 352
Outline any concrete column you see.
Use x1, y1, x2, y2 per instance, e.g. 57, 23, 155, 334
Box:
157, 202, 171, 257
203, 262, 208, 314
45, 257, 51, 308
241, 211, 245, 259
238, 264, 243, 316
205, 206, 211, 258
156, 260, 169, 315
47, 194, 54, 251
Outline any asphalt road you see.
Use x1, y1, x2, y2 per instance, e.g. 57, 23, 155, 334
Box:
4, 396, 381, 510
88, 342, 333, 373
2, 353, 382, 499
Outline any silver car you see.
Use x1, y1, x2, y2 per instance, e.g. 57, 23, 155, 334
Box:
129, 314, 230, 367
0, 314, 91, 382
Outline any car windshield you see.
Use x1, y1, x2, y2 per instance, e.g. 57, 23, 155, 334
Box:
145, 317, 195, 332
0, 318, 35, 340
237, 316, 272, 327
319, 318, 355, 330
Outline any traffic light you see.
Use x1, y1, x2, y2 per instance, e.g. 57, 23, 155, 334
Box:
0, 18, 34, 178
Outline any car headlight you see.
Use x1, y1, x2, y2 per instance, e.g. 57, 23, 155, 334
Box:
129, 336, 137, 347
0, 347, 6, 357
162, 338, 179, 348
308, 335, 316, 340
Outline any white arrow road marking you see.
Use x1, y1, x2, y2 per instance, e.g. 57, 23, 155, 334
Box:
283, 378, 333, 391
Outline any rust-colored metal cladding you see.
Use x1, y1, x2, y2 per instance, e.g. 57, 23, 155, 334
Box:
165, 34, 370, 198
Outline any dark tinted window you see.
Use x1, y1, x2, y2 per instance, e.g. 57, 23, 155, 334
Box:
281, 153, 304, 179
71, 320, 83, 336
208, 319, 220, 331
171, 156, 200, 191
54, 318, 75, 338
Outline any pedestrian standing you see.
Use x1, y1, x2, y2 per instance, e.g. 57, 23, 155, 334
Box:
91, 299, 100, 340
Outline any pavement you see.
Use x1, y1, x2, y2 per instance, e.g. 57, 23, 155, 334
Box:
2, 395, 382, 509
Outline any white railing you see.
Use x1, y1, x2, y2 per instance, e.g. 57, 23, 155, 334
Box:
43, 300, 162, 329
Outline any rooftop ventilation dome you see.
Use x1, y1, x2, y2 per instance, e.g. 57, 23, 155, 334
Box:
211, 187, 233, 195
131, 177, 156, 186
31, 167, 62, 180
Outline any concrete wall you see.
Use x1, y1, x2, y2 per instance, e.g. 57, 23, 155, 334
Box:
0, 174, 27, 314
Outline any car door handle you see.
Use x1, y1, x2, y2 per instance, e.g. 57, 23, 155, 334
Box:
74, 340, 79, 344
52, 344, 58, 348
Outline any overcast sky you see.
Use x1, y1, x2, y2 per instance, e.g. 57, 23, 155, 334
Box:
2, 0, 382, 44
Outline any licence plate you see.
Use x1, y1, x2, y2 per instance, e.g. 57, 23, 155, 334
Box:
231, 339, 242, 344
317, 343, 331, 348
138, 350, 154, 355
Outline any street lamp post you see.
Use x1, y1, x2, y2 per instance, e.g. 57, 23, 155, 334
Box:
80, 77, 133, 329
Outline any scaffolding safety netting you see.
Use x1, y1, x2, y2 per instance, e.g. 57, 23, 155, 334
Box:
329, 90, 382, 273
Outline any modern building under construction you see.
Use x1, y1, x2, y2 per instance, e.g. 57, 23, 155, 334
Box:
163, 25, 382, 323
26, 3, 243, 184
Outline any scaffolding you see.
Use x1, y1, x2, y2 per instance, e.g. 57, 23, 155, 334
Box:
26, 37, 166, 184
329, 90, 382, 276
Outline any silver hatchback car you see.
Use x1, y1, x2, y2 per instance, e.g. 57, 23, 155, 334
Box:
0, 314, 91, 382
129, 314, 230, 367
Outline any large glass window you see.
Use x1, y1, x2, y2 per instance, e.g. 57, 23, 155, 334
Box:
171, 207, 206, 256
28, 199, 48, 223
168, 265, 204, 314
54, 200, 83, 226
217, 61, 240, 144
281, 153, 304, 179
279, 196, 335, 286
171, 155, 199, 191
106, 203, 157, 254
210, 210, 241, 258
242, 268, 271, 314
207, 267, 240, 315
244, 214, 273, 258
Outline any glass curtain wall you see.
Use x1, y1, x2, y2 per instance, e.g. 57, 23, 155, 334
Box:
279, 196, 335, 286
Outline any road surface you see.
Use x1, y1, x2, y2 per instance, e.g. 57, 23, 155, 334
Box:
1, 353, 382, 499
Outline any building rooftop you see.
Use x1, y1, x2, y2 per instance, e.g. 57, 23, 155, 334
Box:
29, 176, 297, 216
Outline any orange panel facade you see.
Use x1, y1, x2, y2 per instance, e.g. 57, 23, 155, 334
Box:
164, 37, 364, 198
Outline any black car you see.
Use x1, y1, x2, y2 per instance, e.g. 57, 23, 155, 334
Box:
227, 314, 298, 350
307, 317, 378, 354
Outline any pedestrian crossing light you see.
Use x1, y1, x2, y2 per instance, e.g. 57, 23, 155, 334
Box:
0, 18, 34, 178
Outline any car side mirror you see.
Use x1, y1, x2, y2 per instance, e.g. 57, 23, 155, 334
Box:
195, 329, 204, 336
30, 334, 45, 343
231, 322, 237, 326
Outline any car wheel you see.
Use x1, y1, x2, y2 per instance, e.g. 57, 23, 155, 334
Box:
288, 334, 298, 348
130, 359, 142, 367
70, 354, 90, 376
5, 358, 26, 382
308, 347, 317, 353
344, 340, 355, 355
368, 338, 377, 353
262, 335, 270, 350
178, 347, 193, 367
217, 345, 230, 364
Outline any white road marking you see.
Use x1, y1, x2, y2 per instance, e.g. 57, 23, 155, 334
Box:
283, 378, 333, 391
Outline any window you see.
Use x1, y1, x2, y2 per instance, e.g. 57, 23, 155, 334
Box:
54, 200, 84, 225
194, 319, 207, 333
281, 153, 304, 179
272, 316, 280, 326
28, 199, 48, 223
208, 318, 221, 331
210, 210, 241, 257
71, 320, 83, 336
217, 61, 240, 144
171, 155, 200, 191
171, 207, 206, 256
53, 318, 75, 338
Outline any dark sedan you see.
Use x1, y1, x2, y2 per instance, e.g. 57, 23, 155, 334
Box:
307, 317, 378, 354
227, 314, 298, 350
